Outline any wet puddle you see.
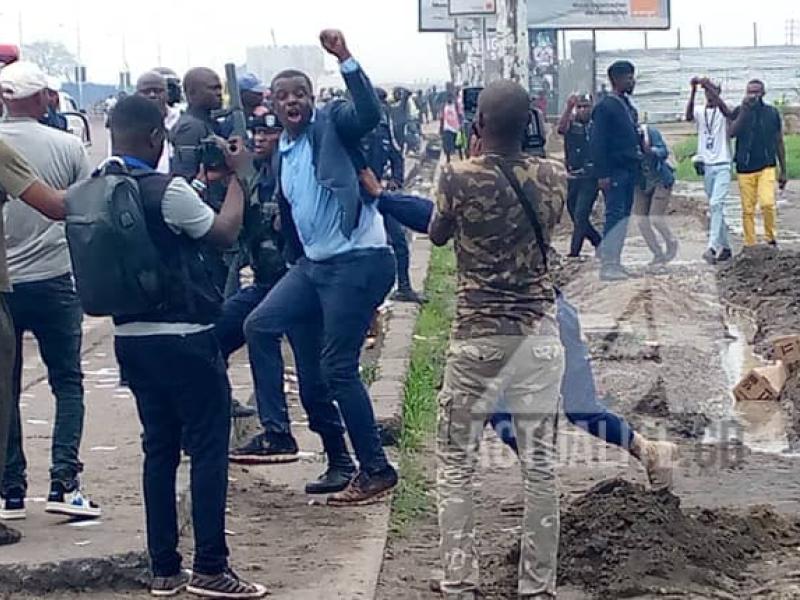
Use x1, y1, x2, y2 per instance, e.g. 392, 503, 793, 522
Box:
710, 309, 792, 454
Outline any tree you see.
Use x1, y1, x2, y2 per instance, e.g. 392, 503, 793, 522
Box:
21, 41, 78, 81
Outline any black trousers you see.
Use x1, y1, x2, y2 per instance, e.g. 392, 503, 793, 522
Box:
566, 177, 602, 257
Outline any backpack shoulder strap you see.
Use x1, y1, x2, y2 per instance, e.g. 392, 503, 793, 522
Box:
487, 156, 549, 272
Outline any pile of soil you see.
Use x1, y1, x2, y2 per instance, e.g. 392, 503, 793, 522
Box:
717, 247, 800, 354
556, 478, 800, 597
485, 479, 800, 599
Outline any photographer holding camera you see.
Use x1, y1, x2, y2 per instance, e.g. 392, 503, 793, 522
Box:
686, 77, 734, 264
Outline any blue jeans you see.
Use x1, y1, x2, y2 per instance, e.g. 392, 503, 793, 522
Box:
490, 293, 635, 452
2, 274, 84, 495
600, 170, 637, 267
244, 248, 395, 474
115, 330, 231, 577
704, 163, 732, 251
384, 215, 411, 290
218, 284, 345, 439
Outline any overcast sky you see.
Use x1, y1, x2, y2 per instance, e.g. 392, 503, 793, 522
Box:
0, 0, 798, 85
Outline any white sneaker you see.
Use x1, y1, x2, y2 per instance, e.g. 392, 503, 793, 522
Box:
45, 483, 101, 519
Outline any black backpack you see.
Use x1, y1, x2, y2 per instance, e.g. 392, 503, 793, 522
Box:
65, 160, 170, 317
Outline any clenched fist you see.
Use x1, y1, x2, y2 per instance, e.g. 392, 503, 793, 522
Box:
320, 29, 352, 63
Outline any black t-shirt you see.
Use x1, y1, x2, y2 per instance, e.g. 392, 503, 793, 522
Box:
732, 103, 782, 174
564, 121, 592, 176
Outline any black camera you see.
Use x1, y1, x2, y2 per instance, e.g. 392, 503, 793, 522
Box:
248, 113, 283, 132
199, 136, 227, 171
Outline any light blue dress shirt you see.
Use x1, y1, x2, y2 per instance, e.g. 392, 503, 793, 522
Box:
278, 58, 387, 262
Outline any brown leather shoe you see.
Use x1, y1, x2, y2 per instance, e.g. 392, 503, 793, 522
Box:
327, 467, 398, 507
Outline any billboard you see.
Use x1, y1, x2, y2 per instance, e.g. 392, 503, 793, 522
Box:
420, 0, 670, 32
448, 0, 497, 16
529, 0, 670, 30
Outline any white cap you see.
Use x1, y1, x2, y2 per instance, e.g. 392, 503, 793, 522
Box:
0, 61, 48, 100
46, 76, 62, 92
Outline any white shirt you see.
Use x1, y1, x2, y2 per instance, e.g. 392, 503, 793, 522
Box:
694, 105, 731, 165
114, 177, 216, 337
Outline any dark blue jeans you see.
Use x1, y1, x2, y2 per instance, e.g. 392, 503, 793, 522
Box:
244, 248, 395, 474
2, 273, 84, 495
490, 293, 635, 452
600, 169, 637, 267
115, 330, 230, 577
216, 284, 345, 439
384, 215, 411, 290
567, 177, 602, 257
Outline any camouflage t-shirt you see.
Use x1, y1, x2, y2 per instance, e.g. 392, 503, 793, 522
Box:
435, 152, 566, 339
0, 139, 37, 292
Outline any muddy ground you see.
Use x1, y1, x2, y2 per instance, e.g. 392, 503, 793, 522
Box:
377, 196, 800, 598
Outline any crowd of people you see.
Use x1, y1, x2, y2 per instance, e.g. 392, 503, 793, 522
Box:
559, 60, 787, 281
0, 28, 792, 600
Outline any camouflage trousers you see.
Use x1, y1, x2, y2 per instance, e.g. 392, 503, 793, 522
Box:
437, 331, 564, 598
0, 297, 15, 476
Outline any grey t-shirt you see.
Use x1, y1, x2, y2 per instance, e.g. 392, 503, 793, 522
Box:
0, 118, 90, 284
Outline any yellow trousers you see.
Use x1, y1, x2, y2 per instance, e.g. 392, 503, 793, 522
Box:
737, 167, 777, 246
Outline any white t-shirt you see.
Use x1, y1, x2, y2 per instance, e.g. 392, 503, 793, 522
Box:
114, 176, 216, 337
694, 105, 731, 164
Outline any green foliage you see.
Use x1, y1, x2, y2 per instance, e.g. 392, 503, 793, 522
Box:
389, 245, 456, 536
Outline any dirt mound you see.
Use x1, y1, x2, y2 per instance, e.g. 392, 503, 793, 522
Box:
718, 248, 800, 353
555, 478, 800, 597
486, 478, 800, 598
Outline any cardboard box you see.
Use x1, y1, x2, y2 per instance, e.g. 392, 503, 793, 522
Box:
734, 362, 787, 402
772, 335, 800, 368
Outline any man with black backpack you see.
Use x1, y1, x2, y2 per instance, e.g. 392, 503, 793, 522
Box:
428, 80, 566, 600
66, 96, 267, 599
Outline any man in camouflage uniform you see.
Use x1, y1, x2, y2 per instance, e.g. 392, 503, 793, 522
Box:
429, 80, 566, 600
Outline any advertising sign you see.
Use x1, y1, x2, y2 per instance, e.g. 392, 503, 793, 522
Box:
421, 0, 670, 32
448, 0, 497, 16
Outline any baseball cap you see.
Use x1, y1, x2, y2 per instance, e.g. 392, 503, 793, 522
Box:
0, 61, 48, 99
238, 73, 267, 94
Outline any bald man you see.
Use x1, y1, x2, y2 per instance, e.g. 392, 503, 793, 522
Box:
135, 71, 172, 173
430, 79, 566, 600
170, 67, 223, 194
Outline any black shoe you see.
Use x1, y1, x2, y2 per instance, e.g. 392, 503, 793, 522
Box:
599, 265, 629, 282
186, 568, 268, 599
151, 569, 191, 597
327, 466, 398, 506
767, 239, 779, 249
392, 288, 427, 304
229, 433, 299, 465
716, 248, 732, 262
702, 248, 717, 265
0, 523, 20, 546
231, 399, 256, 419
305, 463, 356, 495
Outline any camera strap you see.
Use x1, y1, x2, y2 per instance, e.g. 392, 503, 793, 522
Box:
487, 156, 550, 272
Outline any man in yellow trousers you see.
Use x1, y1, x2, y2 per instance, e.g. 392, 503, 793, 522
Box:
730, 79, 787, 247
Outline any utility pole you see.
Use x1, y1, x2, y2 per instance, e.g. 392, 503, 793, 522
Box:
76, 19, 83, 109
495, 0, 529, 89
676, 27, 681, 50
643, 31, 649, 50
753, 22, 758, 47
698, 24, 704, 49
